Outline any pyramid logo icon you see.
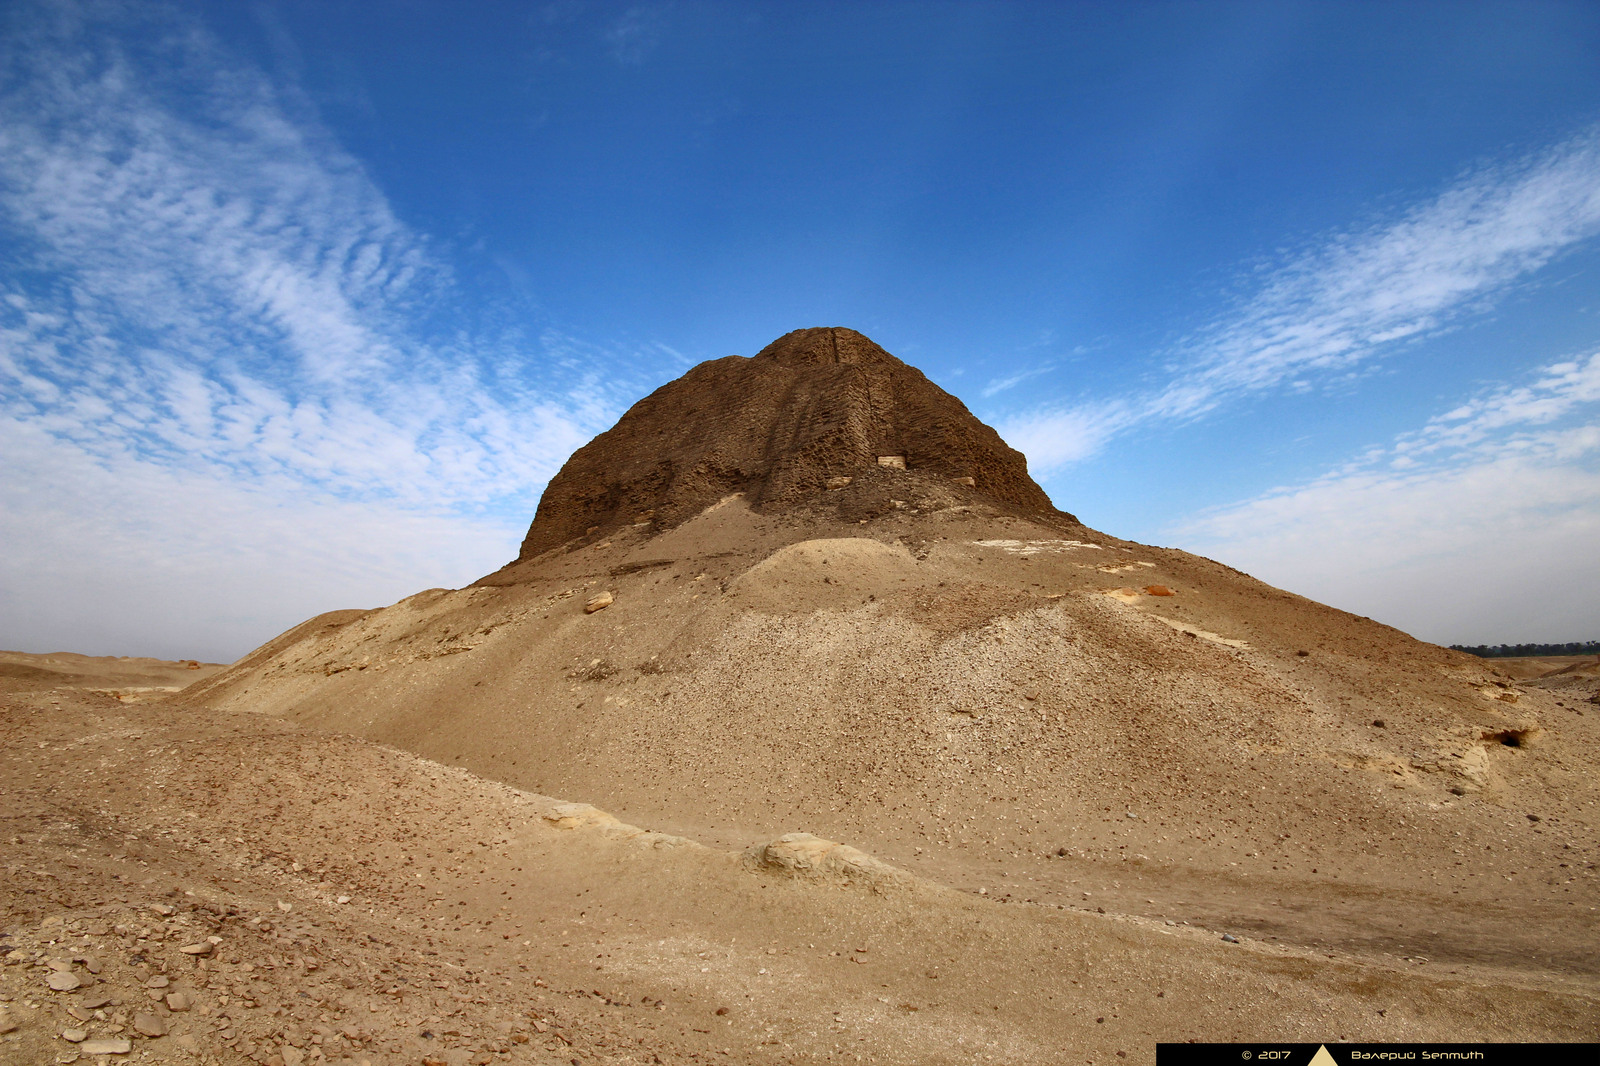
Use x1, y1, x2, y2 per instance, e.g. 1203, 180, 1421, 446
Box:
1308, 1047, 1338, 1066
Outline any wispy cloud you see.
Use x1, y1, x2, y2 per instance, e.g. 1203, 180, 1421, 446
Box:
0, 2, 638, 656
605, 5, 667, 65
1006, 128, 1600, 472
1176, 352, 1600, 644
981, 364, 1054, 398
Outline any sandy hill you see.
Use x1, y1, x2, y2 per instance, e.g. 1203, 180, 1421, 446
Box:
0, 649, 224, 700
19, 323, 1572, 1058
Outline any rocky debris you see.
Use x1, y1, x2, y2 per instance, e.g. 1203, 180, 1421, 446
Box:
78, 1037, 133, 1054
516, 326, 1067, 558
46, 969, 80, 991
584, 590, 615, 613
746, 832, 923, 892
131, 1011, 166, 1036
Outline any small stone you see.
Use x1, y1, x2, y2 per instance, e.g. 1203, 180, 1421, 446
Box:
336, 896, 351, 905
78, 1039, 132, 1055
150, 904, 175, 917
0, 1011, 17, 1034
144, 976, 169, 989
277, 902, 293, 913
824, 476, 853, 490
165, 992, 192, 1011
178, 943, 212, 956
584, 591, 615, 613
82, 957, 102, 975
132, 1012, 167, 1037
1221, 934, 1240, 944
282, 1046, 305, 1066
80, 993, 112, 1010
48, 971, 82, 991
61, 1027, 87, 1042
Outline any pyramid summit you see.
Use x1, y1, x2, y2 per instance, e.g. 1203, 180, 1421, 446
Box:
518, 327, 1063, 559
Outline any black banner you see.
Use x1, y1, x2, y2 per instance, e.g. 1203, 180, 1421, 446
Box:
1156, 1044, 1598, 1066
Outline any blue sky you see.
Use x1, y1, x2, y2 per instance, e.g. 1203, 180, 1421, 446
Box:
2, 0, 1598, 661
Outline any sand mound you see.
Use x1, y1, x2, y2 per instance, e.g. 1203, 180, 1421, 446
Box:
165, 327, 1600, 1040
745, 832, 926, 893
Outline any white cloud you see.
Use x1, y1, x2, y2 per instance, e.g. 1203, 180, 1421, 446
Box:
0, 2, 636, 658
1007, 128, 1600, 472
981, 364, 1054, 398
1175, 353, 1600, 645
1001, 402, 1136, 471
0, 418, 520, 662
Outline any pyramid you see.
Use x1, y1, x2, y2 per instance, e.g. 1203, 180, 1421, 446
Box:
177, 326, 1581, 992
519, 326, 1063, 559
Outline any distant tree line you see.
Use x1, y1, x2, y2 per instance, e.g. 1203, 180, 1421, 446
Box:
1450, 642, 1600, 658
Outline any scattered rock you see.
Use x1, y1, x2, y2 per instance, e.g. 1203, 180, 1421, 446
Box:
1143, 585, 1173, 596
144, 976, 168, 989
47, 970, 82, 991
824, 476, 853, 490
584, 591, 615, 614
79, 1038, 133, 1055
165, 991, 193, 1011
179, 942, 213, 956
1221, 934, 1240, 944
80, 993, 112, 1010
282, 1045, 306, 1066
132, 1012, 167, 1037
61, 1027, 87, 1042
0, 1012, 17, 1034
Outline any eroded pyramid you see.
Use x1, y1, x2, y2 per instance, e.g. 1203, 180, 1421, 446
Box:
519, 327, 1061, 559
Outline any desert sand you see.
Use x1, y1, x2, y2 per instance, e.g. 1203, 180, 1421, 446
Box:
3, 329, 1596, 1065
